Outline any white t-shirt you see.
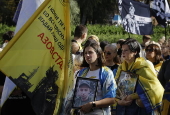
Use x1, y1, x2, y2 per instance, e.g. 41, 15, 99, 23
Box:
80, 68, 111, 115
79, 69, 106, 115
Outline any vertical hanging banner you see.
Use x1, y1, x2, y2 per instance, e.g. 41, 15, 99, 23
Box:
0, 0, 73, 115
119, 0, 153, 35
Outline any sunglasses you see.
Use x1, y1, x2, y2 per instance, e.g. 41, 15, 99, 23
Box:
145, 49, 154, 52
104, 52, 111, 55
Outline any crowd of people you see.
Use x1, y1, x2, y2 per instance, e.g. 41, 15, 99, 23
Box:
71, 25, 170, 115
0, 24, 170, 115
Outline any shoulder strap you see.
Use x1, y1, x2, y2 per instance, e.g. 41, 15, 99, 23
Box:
71, 39, 77, 43
78, 68, 89, 78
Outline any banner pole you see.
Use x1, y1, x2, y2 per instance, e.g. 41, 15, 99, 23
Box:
128, 33, 130, 38
165, 21, 167, 40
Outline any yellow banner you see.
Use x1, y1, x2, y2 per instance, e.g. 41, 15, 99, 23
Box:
0, 0, 73, 114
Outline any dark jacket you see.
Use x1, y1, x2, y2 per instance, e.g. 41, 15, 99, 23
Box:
158, 60, 170, 88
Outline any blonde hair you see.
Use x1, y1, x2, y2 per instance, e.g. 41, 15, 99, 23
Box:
104, 44, 120, 64
88, 35, 99, 44
146, 41, 161, 49
73, 54, 83, 72
105, 44, 117, 52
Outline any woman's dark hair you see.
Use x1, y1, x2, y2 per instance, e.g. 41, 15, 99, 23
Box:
81, 42, 105, 68
145, 44, 163, 64
100, 41, 109, 51
3, 31, 14, 42
116, 39, 125, 45
116, 39, 125, 56
122, 38, 141, 58
83, 39, 98, 46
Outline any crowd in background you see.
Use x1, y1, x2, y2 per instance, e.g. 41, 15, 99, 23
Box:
71, 25, 170, 115
0, 24, 170, 115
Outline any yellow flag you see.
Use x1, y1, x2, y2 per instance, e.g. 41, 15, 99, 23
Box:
0, 0, 73, 114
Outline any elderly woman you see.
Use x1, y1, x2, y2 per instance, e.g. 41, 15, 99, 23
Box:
104, 44, 120, 76
104, 44, 121, 114
145, 43, 163, 75
115, 38, 164, 115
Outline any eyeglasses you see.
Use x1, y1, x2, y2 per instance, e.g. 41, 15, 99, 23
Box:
104, 52, 111, 55
145, 49, 154, 52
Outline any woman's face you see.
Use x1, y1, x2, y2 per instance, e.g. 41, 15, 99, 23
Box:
161, 45, 169, 55
145, 47, 156, 60
129, 8, 135, 16
121, 44, 136, 63
104, 46, 117, 62
84, 46, 98, 65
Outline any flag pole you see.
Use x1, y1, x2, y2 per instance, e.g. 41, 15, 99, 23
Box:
128, 32, 130, 38
165, 21, 167, 40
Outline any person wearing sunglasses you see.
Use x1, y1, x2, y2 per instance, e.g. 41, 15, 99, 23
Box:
104, 44, 121, 77
145, 43, 163, 75
104, 44, 121, 115
115, 38, 164, 115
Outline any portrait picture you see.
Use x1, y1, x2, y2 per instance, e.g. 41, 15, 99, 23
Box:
72, 77, 99, 108
116, 71, 138, 99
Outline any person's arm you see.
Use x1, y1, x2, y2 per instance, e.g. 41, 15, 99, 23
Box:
80, 98, 116, 113
126, 93, 139, 100
116, 96, 132, 106
72, 42, 80, 54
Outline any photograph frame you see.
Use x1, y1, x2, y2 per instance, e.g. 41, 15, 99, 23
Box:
116, 70, 139, 99
72, 77, 99, 109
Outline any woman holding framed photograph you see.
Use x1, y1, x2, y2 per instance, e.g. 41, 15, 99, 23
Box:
75, 42, 117, 115
115, 38, 164, 115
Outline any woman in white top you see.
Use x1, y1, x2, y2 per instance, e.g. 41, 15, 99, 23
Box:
76, 42, 117, 115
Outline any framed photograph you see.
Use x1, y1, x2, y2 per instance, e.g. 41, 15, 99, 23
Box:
72, 77, 99, 109
116, 71, 139, 99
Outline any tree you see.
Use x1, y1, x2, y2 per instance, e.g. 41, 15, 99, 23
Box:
0, 0, 19, 26
70, 0, 80, 25
75, 0, 117, 24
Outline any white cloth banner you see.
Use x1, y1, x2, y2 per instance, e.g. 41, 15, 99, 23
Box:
0, 77, 16, 107
15, 0, 45, 34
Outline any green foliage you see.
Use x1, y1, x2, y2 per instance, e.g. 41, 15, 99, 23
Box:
75, 0, 117, 24
0, 24, 169, 45
0, 0, 18, 26
71, 24, 170, 43
70, 0, 80, 25
0, 24, 15, 44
